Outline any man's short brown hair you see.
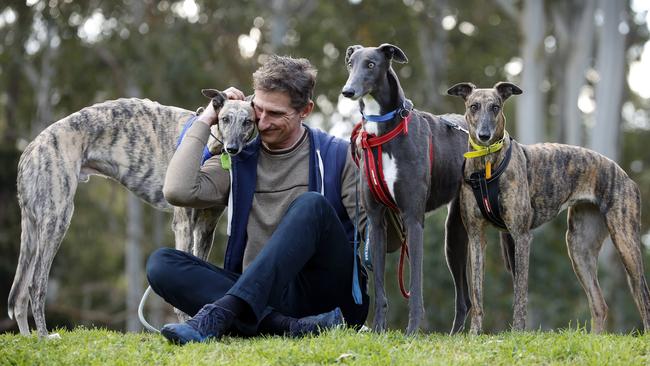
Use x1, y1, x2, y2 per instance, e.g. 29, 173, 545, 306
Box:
253, 55, 317, 110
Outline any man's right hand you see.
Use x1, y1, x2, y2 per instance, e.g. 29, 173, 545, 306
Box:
223, 87, 245, 101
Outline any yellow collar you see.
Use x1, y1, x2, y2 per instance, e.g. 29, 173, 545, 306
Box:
463, 131, 509, 159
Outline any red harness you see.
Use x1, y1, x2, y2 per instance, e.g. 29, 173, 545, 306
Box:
351, 114, 434, 298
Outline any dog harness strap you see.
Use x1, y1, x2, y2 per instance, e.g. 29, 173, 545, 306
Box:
350, 113, 424, 300
398, 238, 411, 298
464, 139, 513, 231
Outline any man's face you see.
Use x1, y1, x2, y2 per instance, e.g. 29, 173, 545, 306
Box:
252, 90, 312, 150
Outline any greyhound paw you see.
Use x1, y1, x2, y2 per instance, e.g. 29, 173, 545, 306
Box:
46, 333, 62, 340
371, 319, 387, 333
406, 321, 421, 336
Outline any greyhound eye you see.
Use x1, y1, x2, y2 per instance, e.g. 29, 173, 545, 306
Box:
367, 62, 375, 69
244, 118, 253, 125
492, 105, 500, 113
470, 104, 479, 112
221, 117, 230, 124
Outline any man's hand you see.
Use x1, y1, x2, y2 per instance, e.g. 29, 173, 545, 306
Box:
223, 87, 245, 101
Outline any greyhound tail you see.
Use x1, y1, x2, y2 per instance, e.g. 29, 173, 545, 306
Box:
500, 232, 516, 274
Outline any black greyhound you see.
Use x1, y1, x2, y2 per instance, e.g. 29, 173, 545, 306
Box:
341, 43, 471, 334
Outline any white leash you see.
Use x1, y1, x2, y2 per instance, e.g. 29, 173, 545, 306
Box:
138, 286, 160, 333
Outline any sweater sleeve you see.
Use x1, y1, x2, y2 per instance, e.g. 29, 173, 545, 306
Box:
163, 120, 230, 208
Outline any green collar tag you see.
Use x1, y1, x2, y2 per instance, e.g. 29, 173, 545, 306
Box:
220, 153, 231, 171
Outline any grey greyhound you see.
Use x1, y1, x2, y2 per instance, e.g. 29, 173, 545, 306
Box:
341, 43, 471, 334
448, 81, 650, 334
9, 89, 254, 338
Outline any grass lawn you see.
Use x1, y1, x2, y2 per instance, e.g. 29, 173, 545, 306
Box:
1, 327, 648, 365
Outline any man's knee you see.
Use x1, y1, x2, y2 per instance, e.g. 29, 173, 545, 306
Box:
289, 192, 333, 217
146, 247, 180, 287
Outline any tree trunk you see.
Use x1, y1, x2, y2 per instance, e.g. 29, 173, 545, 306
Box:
516, 0, 546, 144
563, 0, 595, 146
416, 0, 448, 112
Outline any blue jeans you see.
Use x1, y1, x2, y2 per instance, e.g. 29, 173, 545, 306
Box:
146, 192, 369, 334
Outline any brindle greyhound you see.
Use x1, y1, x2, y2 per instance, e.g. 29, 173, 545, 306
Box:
341, 43, 471, 334
448, 81, 650, 334
9, 89, 254, 338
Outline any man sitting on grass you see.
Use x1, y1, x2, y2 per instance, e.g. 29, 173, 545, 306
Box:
146, 55, 369, 344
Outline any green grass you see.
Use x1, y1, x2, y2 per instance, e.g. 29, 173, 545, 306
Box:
1, 327, 648, 365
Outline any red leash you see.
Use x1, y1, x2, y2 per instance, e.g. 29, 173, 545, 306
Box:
351, 115, 434, 299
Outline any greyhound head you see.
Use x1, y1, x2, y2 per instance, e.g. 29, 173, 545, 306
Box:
341, 43, 408, 100
202, 89, 256, 156
447, 82, 522, 146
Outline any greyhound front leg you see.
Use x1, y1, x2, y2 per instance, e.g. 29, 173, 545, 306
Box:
369, 211, 389, 332
405, 216, 425, 335
172, 207, 195, 253
467, 225, 487, 335
191, 207, 224, 260
511, 231, 532, 331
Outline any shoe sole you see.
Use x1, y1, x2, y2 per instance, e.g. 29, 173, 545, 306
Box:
161, 327, 191, 345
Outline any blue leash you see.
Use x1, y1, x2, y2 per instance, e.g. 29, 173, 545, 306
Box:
351, 166, 363, 305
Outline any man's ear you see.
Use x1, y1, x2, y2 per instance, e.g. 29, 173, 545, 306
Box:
345, 45, 363, 64
377, 43, 408, 64
447, 82, 476, 101
494, 82, 522, 101
297, 100, 315, 119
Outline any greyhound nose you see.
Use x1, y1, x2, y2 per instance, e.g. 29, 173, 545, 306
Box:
226, 146, 239, 155
341, 89, 355, 98
478, 132, 491, 142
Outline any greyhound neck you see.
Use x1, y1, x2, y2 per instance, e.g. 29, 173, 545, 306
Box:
363, 68, 407, 136
465, 134, 512, 173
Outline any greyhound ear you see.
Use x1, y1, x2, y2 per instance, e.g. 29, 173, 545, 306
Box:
201, 88, 227, 110
345, 45, 362, 64
447, 82, 476, 101
494, 82, 522, 101
377, 43, 408, 64
201, 88, 222, 99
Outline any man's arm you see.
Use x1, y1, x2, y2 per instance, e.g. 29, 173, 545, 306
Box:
163, 105, 230, 208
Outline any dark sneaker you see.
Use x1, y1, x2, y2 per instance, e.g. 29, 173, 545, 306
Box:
160, 304, 235, 345
289, 307, 345, 337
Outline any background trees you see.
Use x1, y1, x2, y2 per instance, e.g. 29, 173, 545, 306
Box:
1, 0, 649, 334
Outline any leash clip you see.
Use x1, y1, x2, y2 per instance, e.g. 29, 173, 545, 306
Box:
398, 98, 413, 119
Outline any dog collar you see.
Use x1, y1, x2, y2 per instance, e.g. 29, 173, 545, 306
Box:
361, 98, 413, 123
463, 131, 509, 159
